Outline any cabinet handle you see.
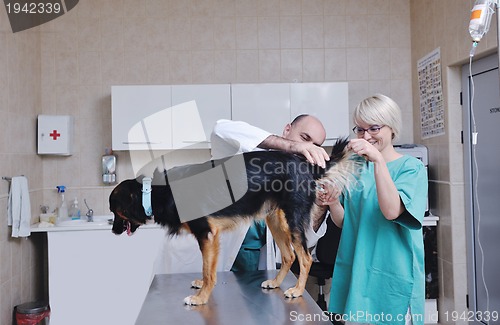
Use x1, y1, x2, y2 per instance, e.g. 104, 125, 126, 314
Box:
122, 141, 162, 144
181, 141, 210, 144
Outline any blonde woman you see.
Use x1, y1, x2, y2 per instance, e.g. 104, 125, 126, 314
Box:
320, 94, 428, 325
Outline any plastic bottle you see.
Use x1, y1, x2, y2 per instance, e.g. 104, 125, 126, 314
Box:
469, 0, 495, 43
69, 197, 81, 220
56, 186, 68, 222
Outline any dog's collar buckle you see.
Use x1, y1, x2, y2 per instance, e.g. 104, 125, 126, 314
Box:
142, 177, 153, 218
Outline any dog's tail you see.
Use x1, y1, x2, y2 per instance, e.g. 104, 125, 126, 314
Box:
321, 137, 365, 194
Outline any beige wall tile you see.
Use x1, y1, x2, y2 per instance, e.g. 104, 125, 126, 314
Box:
170, 51, 193, 83
169, 17, 192, 51
235, 0, 258, 16
258, 17, 280, 49
302, 0, 325, 15
147, 51, 171, 84
236, 17, 258, 49
236, 50, 259, 82
369, 48, 391, 80
258, 0, 280, 16
346, 48, 369, 80
366, 14, 390, 48
192, 50, 215, 83
390, 47, 411, 79
303, 49, 325, 82
123, 50, 149, 84
302, 16, 324, 49
390, 13, 411, 48
345, 15, 367, 47
101, 16, 125, 52
78, 17, 101, 51
101, 51, 124, 86
281, 49, 302, 81
324, 0, 345, 15
280, 0, 301, 16
214, 50, 237, 82
259, 49, 281, 82
79, 51, 101, 86
324, 16, 346, 48
214, 17, 236, 49
191, 17, 215, 50
280, 16, 302, 49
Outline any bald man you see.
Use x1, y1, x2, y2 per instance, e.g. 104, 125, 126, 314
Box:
210, 115, 330, 271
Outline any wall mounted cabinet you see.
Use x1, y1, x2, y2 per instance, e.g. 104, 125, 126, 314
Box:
112, 82, 348, 150
290, 82, 349, 145
231, 83, 291, 136
112, 85, 172, 151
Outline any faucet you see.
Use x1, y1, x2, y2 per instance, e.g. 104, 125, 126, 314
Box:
84, 199, 94, 222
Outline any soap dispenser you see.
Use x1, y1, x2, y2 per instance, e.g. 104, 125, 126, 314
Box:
69, 197, 81, 220
56, 185, 68, 222
102, 148, 117, 185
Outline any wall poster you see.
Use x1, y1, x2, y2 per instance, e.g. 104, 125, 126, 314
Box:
417, 47, 445, 139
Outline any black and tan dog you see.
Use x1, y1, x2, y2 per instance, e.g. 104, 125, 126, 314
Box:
109, 138, 361, 305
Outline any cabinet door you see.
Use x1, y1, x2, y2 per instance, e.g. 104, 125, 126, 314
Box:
171, 84, 231, 149
112, 86, 172, 150
290, 82, 349, 146
231, 83, 291, 135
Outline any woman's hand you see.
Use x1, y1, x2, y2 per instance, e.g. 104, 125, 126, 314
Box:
315, 178, 341, 206
316, 178, 345, 228
347, 139, 383, 163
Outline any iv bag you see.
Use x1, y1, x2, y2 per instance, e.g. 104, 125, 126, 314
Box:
469, 0, 495, 42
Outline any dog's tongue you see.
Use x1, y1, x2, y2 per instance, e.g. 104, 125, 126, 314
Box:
126, 222, 132, 236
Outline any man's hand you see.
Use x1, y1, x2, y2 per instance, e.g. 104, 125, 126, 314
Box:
289, 141, 330, 168
260, 135, 330, 168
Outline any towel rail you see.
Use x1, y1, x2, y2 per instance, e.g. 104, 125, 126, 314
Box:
2, 176, 24, 181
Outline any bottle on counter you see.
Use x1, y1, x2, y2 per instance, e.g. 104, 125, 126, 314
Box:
56, 185, 68, 223
69, 197, 81, 220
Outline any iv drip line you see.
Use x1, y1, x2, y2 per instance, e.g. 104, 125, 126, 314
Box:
469, 52, 490, 318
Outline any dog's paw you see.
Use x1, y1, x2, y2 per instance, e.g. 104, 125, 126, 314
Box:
191, 279, 203, 289
261, 279, 279, 289
184, 295, 208, 305
284, 287, 304, 298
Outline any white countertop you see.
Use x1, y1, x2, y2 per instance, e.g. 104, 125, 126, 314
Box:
31, 216, 161, 232
31, 214, 439, 232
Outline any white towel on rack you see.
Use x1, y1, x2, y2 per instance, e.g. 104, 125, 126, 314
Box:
7, 176, 31, 238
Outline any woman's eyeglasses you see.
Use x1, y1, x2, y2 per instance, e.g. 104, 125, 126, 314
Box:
352, 125, 386, 136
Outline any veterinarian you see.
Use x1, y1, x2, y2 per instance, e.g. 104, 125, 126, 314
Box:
323, 94, 427, 325
211, 115, 332, 272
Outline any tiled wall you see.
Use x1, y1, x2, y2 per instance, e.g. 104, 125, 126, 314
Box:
1, 0, 417, 324
410, 1, 498, 324
0, 10, 45, 325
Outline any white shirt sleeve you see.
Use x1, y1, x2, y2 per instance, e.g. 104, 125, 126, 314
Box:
210, 119, 272, 159
305, 215, 327, 249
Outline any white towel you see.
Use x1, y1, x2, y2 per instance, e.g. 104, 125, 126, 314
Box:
7, 176, 31, 238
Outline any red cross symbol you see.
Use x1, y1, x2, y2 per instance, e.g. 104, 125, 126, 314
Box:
49, 130, 61, 140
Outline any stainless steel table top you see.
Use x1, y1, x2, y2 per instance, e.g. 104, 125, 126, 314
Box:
136, 270, 332, 324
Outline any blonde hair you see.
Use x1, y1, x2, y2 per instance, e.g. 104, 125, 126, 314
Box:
353, 94, 402, 140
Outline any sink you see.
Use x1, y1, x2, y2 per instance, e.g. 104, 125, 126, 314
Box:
56, 215, 113, 227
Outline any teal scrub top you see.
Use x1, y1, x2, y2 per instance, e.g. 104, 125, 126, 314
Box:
231, 220, 267, 272
329, 155, 428, 325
